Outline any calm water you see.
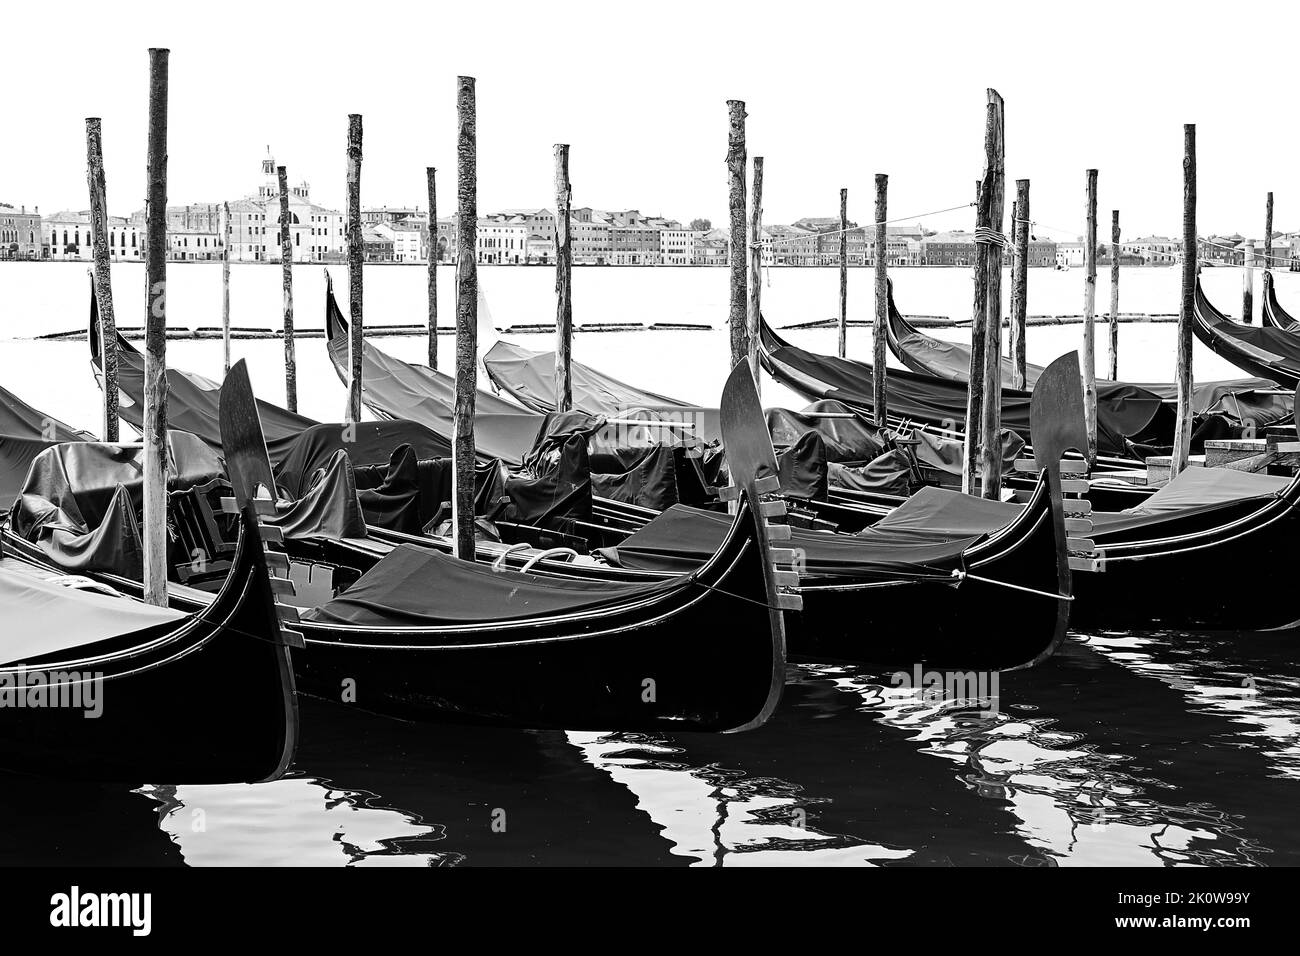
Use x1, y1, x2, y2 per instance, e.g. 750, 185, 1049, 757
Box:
1, 262, 1298, 866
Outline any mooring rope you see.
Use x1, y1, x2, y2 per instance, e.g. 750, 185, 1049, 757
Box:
950, 568, 1073, 601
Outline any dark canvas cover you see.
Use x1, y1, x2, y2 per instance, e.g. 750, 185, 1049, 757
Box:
766, 401, 887, 464
323, 287, 545, 464
11, 483, 145, 577
273, 421, 454, 498
760, 316, 1162, 456
888, 284, 1289, 429
267, 450, 369, 541
591, 445, 681, 511
90, 295, 319, 460
301, 541, 683, 628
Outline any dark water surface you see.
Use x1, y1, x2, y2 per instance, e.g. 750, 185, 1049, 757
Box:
2, 630, 1297, 867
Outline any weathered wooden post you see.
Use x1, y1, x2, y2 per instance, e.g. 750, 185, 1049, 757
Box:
1082, 168, 1098, 462
1109, 209, 1120, 380
221, 200, 232, 374
872, 173, 888, 427
977, 90, 1006, 499
1171, 124, 1196, 478
747, 156, 764, 390
1007, 199, 1019, 379
345, 114, 363, 423
142, 48, 169, 608
963, 178, 986, 496
85, 116, 118, 442
554, 143, 573, 411
726, 100, 748, 368
1264, 191, 1274, 276
1010, 180, 1029, 391
426, 166, 438, 369
1242, 238, 1255, 323
277, 165, 297, 412
838, 187, 849, 359
452, 76, 478, 561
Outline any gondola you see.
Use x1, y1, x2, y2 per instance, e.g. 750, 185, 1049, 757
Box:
223, 358, 787, 731
1262, 271, 1300, 333
757, 306, 1166, 460
1192, 277, 1300, 389
883, 279, 1287, 432
9, 360, 788, 730
0, 482, 298, 782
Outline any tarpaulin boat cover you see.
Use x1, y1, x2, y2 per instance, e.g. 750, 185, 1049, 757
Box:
0, 435, 58, 517
266, 450, 369, 542
90, 294, 320, 460
601, 489, 1014, 577
0, 562, 183, 666
505, 433, 593, 526
766, 401, 887, 464
482, 338, 723, 443
351, 447, 509, 532
1089, 466, 1292, 536
0, 383, 95, 514
828, 453, 913, 496
887, 283, 1291, 428
9, 432, 224, 575
301, 541, 686, 628
324, 286, 545, 464
760, 315, 1162, 457
1193, 280, 1300, 388
0, 382, 94, 443
591, 445, 683, 511
273, 421, 454, 498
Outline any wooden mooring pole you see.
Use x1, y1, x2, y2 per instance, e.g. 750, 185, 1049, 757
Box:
221, 200, 232, 375
1083, 168, 1098, 462
1242, 238, 1255, 323
277, 165, 297, 412
142, 48, 169, 608
452, 76, 478, 561
1171, 124, 1196, 478
747, 156, 764, 391
554, 143, 573, 412
977, 90, 1006, 499
1109, 209, 1120, 380
427, 167, 438, 369
872, 173, 888, 427
726, 100, 748, 368
345, 114, 363, 423
838, 187, 849, 359
85, 116, 118, 442
1010, 180, 1029, 391
1265, 191, 1274, 275
963, 177, 986, 496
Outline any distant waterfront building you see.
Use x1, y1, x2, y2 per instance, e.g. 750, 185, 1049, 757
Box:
373, 220, 424, 263
362, 207, 421, 226
0, 203, 43, 259
477, 220, 530, 264
610, 225, 661, 265
571, 219, 611, 264
920, 230, 977, 266
762, 225, 817, 266
43, 210, 142, 262
695, 229, 730, 266
661, 228, 705, 265
1055, 240, 1086, 268
1122, 236, 1179, 265
362, 226, 394, 261
526, 233, 555, 264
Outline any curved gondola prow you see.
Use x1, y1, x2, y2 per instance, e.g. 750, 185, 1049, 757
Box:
1263, 271, 1300, 333
718, 360, 788, 730
217, 360, 304, 676
1027, 351, 1089, 665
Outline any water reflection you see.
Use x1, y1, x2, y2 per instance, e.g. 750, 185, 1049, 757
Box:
567, 731, 912, 866
138, 778, 460, 866
816, 643, 1270, 866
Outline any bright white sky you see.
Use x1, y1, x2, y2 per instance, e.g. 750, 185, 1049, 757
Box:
4, 0, 1295, 240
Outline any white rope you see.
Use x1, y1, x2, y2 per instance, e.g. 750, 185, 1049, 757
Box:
762, 201, 976, 246
951, 568, 1074, 602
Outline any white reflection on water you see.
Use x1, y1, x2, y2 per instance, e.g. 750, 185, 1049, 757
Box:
1083, 631, 1300, 781
566, 731, 912, 867
819, 662, 1267, 867
137, 778, 461, 867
